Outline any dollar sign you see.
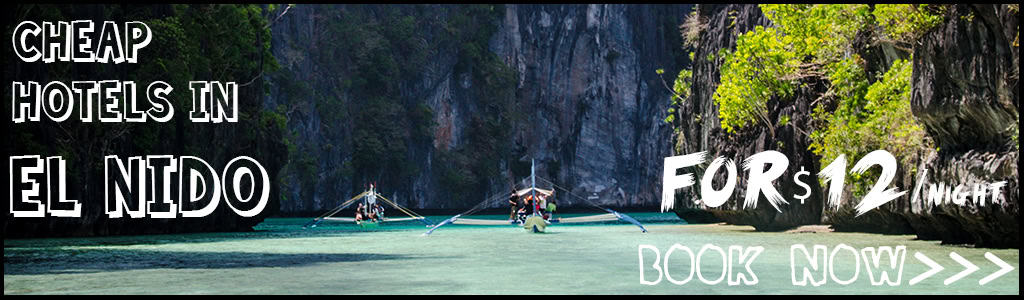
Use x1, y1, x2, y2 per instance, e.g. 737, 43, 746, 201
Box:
793, 167, 811, 204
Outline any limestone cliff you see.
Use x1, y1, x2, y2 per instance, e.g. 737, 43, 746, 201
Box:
907, 4, 1018, 248
670, 4, 1018, 248
266, 4, 690, 213
670, 4, 824, 230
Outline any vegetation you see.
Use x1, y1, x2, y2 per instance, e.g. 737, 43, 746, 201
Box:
713, 4, 871, 134
660, 10, 700, 132
680, 10, 705, 49
658, 68, 691, 125
673, 4, 947, 197
1011, 123, 1019, 151
281, 5, 515, 205
873, 4, 947, 43
810, 59, 927, 195
4, 4, 287, 217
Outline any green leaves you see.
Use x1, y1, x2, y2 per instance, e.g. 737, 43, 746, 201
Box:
873, 4, 947, 43
695, 4, 934, 197
672, 69, 693, 103
809, 59, 926, 197
715, 26, 795, 133
663, 67, 692, 125
712, 5, 874, 133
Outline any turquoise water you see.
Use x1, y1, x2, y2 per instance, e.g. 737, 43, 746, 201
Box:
4, 213, 1019, 294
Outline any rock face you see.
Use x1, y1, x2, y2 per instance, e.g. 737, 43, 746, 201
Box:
671, 4, 1018, 246
266, 4, 690, 213
670, 4, 824, 230
907, 4, 1018, 248
822, 22, 920, 236
489, 4, 690, 208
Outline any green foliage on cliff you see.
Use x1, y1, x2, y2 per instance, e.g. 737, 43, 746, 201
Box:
713, 4, 870, 133
810, 59, 926, 196
1012, 124, 1020, 150
683, 4, 939, 197
141, 4, 284, 150
873, 4, 947, 43
661, 68, 692, 124
289, 5, 514, 203
7, 4, 282, 155
5, 4, 287, 225
714, 26, 797, 132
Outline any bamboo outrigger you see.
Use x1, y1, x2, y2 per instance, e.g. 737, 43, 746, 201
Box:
422, 159, 647, 235
303, 184, 433, 228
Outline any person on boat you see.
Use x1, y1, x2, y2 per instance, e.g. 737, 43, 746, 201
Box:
367, 205, 377, 222
545, 199, 557, 220
355, 202, 365, 222
508, 188, 519, 221
373, 203, 384, 221
534, 195, 544, 216
528, 193, 536, 215
535, 195, 543, 214
517, 195, 533, 222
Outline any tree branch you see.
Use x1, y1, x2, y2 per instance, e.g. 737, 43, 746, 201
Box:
266, 4, 293, 29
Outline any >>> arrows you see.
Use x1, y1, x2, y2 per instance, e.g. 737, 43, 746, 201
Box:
910, 252, 943, 285
979, 252, 1015, 285
945, 252, 979, 285
911, 251, 1015, 286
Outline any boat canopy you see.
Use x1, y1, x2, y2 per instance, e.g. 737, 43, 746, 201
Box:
515, 187, 553, 197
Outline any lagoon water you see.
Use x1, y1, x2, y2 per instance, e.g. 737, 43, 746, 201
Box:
4, 213, 1019, 294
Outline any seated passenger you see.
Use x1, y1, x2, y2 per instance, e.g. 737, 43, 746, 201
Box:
373, 203, 384, 221
355, 203, 365, 222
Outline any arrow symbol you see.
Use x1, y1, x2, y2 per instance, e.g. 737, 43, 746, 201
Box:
910, 252, 944, 285
945, 252, 979, 285
979, 252, 1015, 285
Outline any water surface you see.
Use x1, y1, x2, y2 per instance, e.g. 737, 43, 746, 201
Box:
4, 214, 1018, 294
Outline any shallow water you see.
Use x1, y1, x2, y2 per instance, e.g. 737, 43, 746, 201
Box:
4, 213, 1019, 294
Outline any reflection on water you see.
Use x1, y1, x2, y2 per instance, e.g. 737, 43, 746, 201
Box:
4, 214, 1019, 294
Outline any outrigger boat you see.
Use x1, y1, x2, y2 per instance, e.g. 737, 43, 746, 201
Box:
303, 184, 433, 228
423, 159, 647, 235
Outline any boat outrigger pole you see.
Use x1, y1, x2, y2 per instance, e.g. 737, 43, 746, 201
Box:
304, 185, 433, 228
601, 208, 647, 233
422, 214, 460, 236
536, 175, 648, 233
303, 190, 369, 228
422, 159, 649, 235
531, 158, 536, 208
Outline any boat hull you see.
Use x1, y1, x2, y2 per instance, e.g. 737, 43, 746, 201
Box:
523, 215, 548, 233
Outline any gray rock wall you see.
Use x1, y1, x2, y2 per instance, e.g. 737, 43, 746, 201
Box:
907, 4, 1018, 248
671, 4, 824, 230
266, 4, 691, 212
671, 4, 1018, 247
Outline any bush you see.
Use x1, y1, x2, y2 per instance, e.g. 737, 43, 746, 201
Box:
809, 59, 927, 196
712, 4, 870, 133
873, 4, 947, 43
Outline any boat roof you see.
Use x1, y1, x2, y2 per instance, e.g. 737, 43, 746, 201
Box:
515, 187, 553, 197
